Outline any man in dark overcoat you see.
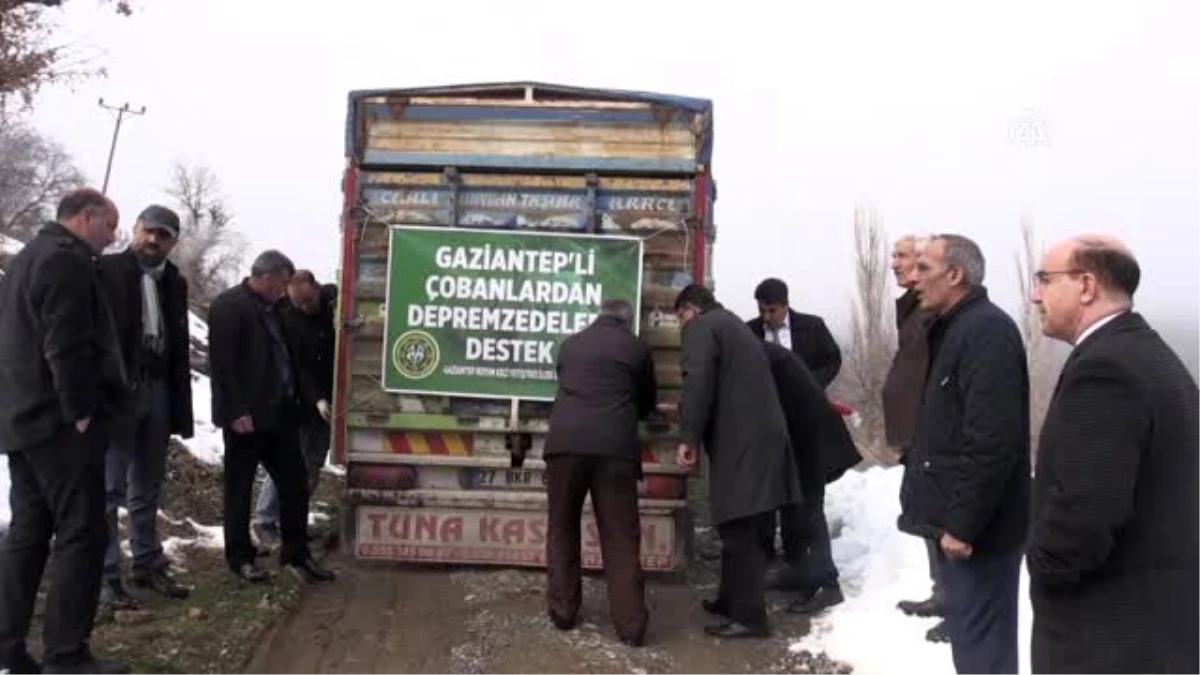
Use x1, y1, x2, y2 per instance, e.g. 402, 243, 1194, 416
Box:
208, 250, 334, 585
97, 205, 194, 608
0, 189, 132, 674
761, 341, 860, 615
674, 284, 801, 639
542, 299, 658, 646
1028, 235, 1198, 674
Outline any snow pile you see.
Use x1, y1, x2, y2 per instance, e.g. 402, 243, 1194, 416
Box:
790, 465, 1033, 673
177, 371, 223, 465
0, 234, 23, 255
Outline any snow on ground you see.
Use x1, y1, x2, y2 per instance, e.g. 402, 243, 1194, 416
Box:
188, 310, 209, 346
789, 465, 1033, 674
0, 234, 23, 255
177, 371, 224, 465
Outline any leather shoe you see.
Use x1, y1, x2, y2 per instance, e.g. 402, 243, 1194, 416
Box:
99, 579, 140, 611
131, 568, 190, 600
926, 619, 951, 643
286, 555, 336, 583
704, 621, 769, 639
233, 562, 269, 583
897, 594, 944, 617
43, 658, 129, 674
786, 584, 845, 615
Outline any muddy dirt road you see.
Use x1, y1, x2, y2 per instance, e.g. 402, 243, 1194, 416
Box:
248, 529, 849, 674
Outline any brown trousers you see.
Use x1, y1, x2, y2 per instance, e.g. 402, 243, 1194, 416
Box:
545, 455, 647, 642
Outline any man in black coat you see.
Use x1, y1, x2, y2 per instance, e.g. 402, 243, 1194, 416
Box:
899, 235, 1029, 674
208, 250, 334, 585
747, 277, 843, 561
252, 271, 337, 547
674, 284, 801, 639
1027, 235, 1198, 674
883, 235, 949, 643
0, 189, 132, 674
543, 299, 657, 646
97, 205, 194, 609
747, 277, 842, 388
761, 341, 860, 615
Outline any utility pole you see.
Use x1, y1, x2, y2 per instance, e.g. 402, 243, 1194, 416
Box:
98, 98, 146, 195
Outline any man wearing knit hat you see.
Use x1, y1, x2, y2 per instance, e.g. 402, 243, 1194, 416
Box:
97, 205, 195, 609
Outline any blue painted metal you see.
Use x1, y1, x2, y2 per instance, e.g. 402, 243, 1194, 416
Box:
345, 81, 714, 172
360, 150, 697, 174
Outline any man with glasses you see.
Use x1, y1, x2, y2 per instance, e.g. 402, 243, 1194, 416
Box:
1027, 236, 1197, 673
899, 235, 1030, 674
96, 205, 195, 609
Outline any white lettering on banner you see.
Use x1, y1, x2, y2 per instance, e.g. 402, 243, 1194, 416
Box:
422, 276, 603, 306
433, 245, 596, 276
407, 305, 595, 337
356, 507, 675, 571
464, 338, 554, 365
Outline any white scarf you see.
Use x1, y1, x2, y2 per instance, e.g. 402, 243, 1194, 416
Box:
141, 263, 165, 351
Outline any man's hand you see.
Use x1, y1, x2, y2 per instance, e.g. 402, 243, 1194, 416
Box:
317, 399, 332, 422
676, 443, 697, 471
74, 417, 91, 434
940, 531, 974, 560
231, 414, 255, 435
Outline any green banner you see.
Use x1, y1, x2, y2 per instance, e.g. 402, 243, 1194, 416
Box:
383, 226, 644, 400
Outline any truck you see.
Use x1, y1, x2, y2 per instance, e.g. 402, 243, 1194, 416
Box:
332, 81, 716, 572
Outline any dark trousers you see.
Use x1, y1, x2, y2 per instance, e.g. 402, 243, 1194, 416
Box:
0, 424, 108, 668
254, 417, 329, 528
762, 487, 839, 589
545, 455, 647, 642
717, 512, 771, 629
940, 546, 1021, 674
104, 378, 172, 582
925, 537, 944, 601
222, 427, 310, 570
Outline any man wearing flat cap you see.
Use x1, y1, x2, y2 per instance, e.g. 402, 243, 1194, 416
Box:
96, 205, 195, 608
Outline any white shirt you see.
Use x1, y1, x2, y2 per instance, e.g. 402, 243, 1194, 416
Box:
764, 312, 792, 350
1074, 310, 1127, 349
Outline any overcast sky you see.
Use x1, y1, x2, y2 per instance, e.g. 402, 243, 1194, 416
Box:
28, 0, 1199, 346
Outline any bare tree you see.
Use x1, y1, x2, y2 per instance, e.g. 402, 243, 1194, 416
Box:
165, 162, 245, 312
1014, 215, 1058, 459
835, 204, 898, 462
0, 118, 85, 241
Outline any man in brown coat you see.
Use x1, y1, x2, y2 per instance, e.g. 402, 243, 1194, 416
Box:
543, 299, 658, 646
881, 234, 948, 643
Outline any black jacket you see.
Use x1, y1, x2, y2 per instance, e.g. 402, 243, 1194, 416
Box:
882, 289, 934, 451
0, 222, 131, 453
207, 280, 300, 432
97, 249, 194, 438
682, 305, 801, 524
747, 309, 842, 388
282, 283, 337, 420
763, 342, 861, 491
1028, 312, 1198, 674
897, 287, 1030, 553
544, 315, 657, 467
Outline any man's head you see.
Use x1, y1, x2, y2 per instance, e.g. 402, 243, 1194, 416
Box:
753, 277, 789, 329
674, 283, 717, 327
248, 249, 295, 302
287, 269, 322, 314
891, 235, 927, 289
915, 234, 985, 315
1033, 235, 1139, 344
56, 188, 119, 253
598, 298, 635, 330
131, 204, 180, 267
